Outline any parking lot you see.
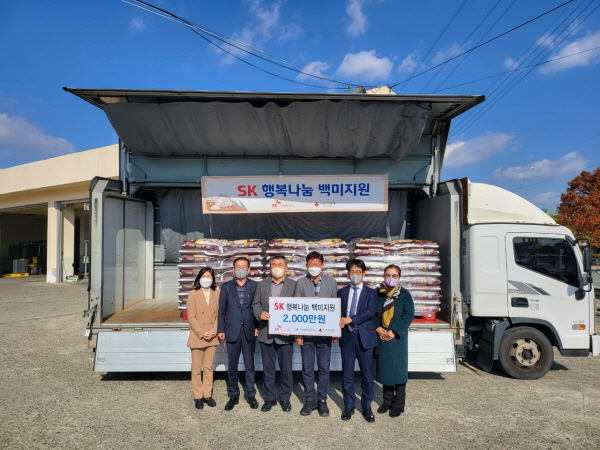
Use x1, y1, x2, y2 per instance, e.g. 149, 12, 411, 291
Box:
1, 276, 599, 450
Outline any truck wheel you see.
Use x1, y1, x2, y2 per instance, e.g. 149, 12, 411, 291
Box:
498, 327, 553, 380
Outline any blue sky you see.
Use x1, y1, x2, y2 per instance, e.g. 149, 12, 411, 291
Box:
1, 0, 599, 210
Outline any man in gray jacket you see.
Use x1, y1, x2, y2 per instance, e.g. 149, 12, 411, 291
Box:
253, 254, 297, 412
294, 251, 339, 417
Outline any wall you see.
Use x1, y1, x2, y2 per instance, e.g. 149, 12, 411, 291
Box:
0, 144, 119, 282
0, 213, 47, 274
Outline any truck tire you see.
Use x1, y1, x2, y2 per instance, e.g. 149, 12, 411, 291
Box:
498, 327, 553, 380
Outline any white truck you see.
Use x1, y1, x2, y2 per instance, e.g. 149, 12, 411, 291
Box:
66, 88, 598, 379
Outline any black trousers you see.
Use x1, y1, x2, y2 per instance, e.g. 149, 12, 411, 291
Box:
226, 327, 256, 398
382, 383, 406, 410
260, 341, 294, 402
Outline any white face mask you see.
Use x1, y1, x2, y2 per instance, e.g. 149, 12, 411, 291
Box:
199, 278, 213, 288
271, 267, 285, 278
307, 267, 322, 277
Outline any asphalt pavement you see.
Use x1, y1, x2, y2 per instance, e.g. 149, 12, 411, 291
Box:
1, 276, 599, 450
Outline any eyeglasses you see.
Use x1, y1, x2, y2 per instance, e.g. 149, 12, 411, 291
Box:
348, 270, 363, 275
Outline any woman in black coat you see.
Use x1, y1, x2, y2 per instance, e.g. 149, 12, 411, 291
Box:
373, 264, 414, 417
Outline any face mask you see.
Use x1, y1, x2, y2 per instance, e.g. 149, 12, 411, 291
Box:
199, 278, 213, 288
385, 277, 399, 287
271, 267, 285, 278
234, 268, 248, 279
349, 274, 362, 285
307, 267, 322, 277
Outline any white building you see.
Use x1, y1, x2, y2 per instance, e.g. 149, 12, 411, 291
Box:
0, 144, 118, 282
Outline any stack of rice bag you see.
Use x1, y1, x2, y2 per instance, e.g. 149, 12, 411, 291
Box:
177, 239, 266, 311
264, 239, 350, 282
352, 239, 442, 322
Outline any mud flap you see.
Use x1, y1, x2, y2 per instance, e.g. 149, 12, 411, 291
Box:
476, 326, 494, 372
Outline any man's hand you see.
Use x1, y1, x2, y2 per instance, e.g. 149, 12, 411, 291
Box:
332, 337, 339, 343
217, 333, 225, 340
296, 336, 304, 346
339, 317, 352, 327
260, 311, 270, 321
254, 328, 259, 337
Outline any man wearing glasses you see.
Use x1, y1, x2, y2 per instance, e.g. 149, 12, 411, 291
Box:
337, 259, 377, 423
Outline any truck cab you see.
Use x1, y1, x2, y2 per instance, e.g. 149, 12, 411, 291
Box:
462, 181, 598, 378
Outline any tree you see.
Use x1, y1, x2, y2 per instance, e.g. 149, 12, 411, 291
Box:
556, 166, 600, 248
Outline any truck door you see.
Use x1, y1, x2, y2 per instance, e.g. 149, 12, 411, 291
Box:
506, 233, 589, 350
88, 178, 154, 327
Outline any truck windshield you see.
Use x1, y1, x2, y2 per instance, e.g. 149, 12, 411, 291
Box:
513, 237, 579, 287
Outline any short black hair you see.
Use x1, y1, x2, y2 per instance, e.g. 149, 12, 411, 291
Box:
233, 256, 250, 268
346, 258, 367, 272
270, 254, 288, 265
193, 266, 217, 290
306, 251, 324, 263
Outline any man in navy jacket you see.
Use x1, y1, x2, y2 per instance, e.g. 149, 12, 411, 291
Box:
338, 258, 378, 423
218, 257, 259, 411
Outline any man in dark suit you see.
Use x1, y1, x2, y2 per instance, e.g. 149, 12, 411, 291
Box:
218, 257, 259, 411
338, 258, 377, 423
253, 254, 297, 412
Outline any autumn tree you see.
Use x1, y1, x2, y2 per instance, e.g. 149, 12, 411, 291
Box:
556, 166, 600, 248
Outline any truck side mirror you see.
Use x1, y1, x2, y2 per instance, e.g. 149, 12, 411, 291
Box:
576, 240, 593, 295
581, 243, 592, 274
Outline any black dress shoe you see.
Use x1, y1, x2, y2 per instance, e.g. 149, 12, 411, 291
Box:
300, 401, 317, 416
224, 397, 239, 411
377, 403, 391, 414
203, 397, 216, 407
317, 400, 329, 417
261, 400, 277, 412
389, 407, 404, 418
194, 399, 204, 409
341, 408, 354, 421
245, 396, 259, 409
280, 399, 292, 412
362, 408, 375, 423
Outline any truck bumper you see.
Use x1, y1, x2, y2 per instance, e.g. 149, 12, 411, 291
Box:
591, 334, 600, 357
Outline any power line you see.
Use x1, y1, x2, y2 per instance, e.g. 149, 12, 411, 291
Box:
449, 0, 592, 139
400, 0, 468, 92
125, 0, 361, 89
450, 0, 590, 138
512, 162, 600, 192
447, 0, 583, 139
429, 0, 515, 94
391, 0, 573, 89
450, 0, 598, 140
430, 45, 600, 93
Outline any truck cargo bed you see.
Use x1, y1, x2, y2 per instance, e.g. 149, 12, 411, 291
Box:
103, 298, 183, 324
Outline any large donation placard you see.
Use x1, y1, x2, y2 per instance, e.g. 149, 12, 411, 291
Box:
268, 297, 341, 337
201, 174, 387, 213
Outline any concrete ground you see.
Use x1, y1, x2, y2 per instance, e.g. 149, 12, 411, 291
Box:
1, 276, 599, 450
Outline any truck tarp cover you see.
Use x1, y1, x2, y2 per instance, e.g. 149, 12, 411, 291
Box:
103, 101, 431, 162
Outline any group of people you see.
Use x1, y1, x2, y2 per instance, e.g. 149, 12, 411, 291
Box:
186, 251, 415, 422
